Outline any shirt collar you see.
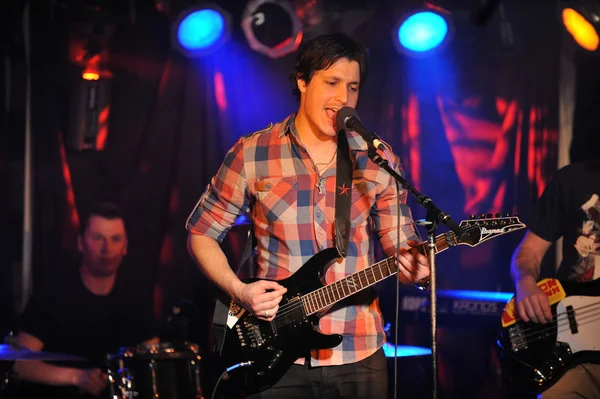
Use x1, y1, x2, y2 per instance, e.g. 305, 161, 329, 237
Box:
281, 113, 369, 152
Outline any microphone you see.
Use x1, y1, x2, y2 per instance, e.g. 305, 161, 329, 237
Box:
336, 107, 386, 151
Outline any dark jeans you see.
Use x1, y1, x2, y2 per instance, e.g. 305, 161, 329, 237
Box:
247, 347, 388, 399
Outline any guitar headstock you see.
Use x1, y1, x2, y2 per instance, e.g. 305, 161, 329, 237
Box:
456, 214, 526, 247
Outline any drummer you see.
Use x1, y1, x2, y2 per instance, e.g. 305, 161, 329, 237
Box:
13, 202, 159, 398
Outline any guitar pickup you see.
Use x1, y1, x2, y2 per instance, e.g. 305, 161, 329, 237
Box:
566, 305, 578, 334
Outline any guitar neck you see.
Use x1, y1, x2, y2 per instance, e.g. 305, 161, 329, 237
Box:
301, 231, 457, 316
414, 231, 458, 257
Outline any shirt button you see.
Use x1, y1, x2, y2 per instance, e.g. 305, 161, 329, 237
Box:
316, 212, 322, 219
265, 183, 272, 189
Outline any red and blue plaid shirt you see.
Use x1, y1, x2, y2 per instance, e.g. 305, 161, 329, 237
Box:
186, 114, 420, 366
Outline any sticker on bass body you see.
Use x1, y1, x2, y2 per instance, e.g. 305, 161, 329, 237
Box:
501, 278, 566, 327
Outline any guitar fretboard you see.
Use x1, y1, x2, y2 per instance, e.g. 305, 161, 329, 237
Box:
266, 217, 522, 321
300, 232, 458, 316
301, 257, 396, 316
293, 216, 527, 317
414, 233, 455, 257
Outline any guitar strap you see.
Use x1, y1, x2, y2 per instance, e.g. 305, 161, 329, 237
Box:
334, 129, 353, 258
211, 130, 354, 355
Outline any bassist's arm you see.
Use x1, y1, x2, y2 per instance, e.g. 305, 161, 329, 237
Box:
510, 231, 554, 324
187, 233, 287, 321
511, 230, 551, 282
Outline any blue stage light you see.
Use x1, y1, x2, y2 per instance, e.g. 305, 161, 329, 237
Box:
393, 8, 453, 56
172, 5, 231, 57
399, 12, 448, 52
178, 9, 224, 50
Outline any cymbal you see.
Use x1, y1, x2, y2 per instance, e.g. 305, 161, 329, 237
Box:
0, 345, 88, 361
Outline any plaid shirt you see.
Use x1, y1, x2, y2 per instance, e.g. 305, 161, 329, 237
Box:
186, 114, 419, 366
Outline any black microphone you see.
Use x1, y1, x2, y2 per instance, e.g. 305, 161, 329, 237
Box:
336, 107, 386, 151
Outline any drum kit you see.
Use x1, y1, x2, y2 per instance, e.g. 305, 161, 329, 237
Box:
0, 336, 205, 399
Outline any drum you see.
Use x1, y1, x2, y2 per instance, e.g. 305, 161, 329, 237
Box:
107, 342, 204, 399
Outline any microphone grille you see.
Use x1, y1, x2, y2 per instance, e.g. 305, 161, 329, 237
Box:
336, 106, 359, 129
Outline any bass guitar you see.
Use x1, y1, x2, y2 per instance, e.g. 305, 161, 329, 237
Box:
218, 215, 525, 395
497, 277, 600, 393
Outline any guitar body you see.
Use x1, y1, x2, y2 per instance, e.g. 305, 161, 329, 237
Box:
220, 247, 343, 394
496, 278, 600, 394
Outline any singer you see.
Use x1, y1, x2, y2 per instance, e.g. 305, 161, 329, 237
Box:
186, 33, 430, 399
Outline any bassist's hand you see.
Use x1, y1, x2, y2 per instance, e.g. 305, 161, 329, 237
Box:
233, 280, 287, 322
515, 276, 552, 324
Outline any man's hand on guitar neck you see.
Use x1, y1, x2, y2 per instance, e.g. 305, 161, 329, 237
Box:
397, 239, 431, 285
516, 275, 553, 324
232, 279, 287, 322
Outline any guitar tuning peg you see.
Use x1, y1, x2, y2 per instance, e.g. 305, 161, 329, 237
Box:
486, 213, 493, 218
470, 214, 476, 219
495, 213, 501, 218
480, 214, 486, 219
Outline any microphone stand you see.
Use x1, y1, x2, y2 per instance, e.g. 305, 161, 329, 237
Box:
367, 147, 464, 399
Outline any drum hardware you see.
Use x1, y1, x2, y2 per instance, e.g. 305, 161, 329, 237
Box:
0, 344, 88, 361
0, 367, 15, 399
0, 333, 90, 399
149, 359, 157, 395
107, 342, 205, 399
2, 333, 88, 362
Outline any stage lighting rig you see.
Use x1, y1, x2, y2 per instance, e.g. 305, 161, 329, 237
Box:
241, 0, 303, 59
559, 0, 600, 52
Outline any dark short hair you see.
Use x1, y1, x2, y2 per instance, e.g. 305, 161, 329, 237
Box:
79, 201, 126, 235
289, 33, 369, 101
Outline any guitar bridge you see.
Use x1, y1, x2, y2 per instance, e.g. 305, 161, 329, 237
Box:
508, 324, 528, 352
243, 319, 266, 349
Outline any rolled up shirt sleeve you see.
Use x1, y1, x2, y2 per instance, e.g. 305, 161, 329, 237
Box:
186, 138, 249, 243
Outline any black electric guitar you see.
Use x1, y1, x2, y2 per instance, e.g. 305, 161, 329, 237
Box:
496, 278, 600, 394
217, 215, 525, 395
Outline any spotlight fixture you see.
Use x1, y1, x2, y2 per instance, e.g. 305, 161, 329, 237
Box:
559, 0, 600, 52
171, 4, 232, 58
241, 0, 303, 59
393, 3, 454, 57
65, 4, 115, 151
